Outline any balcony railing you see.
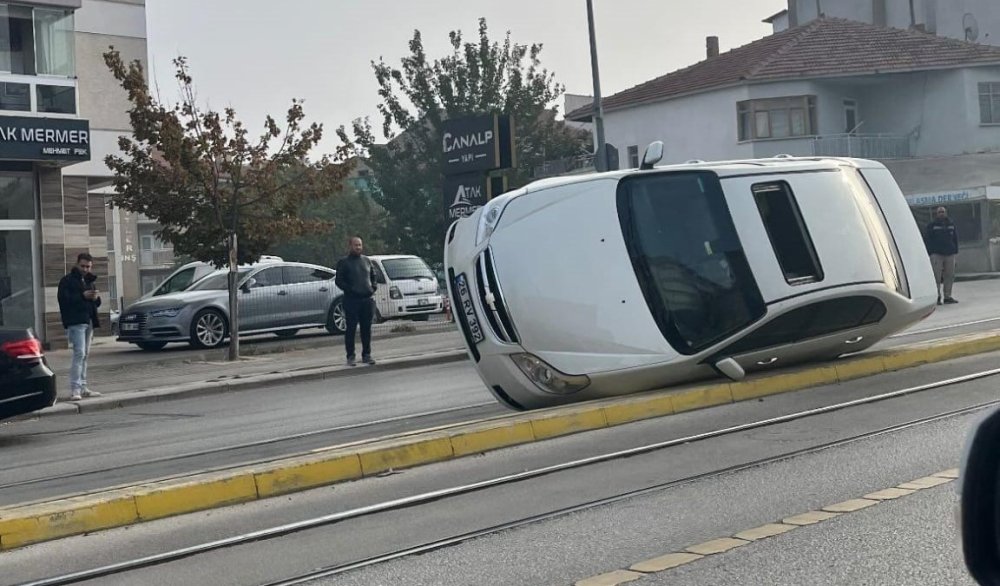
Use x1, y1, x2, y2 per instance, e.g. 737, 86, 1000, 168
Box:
812, 134, 911, 160
532, 154, 596, 179
140, 249, 174, 268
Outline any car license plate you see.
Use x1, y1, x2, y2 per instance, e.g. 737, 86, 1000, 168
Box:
121, 323, 139, 332
454, 273, 484, 344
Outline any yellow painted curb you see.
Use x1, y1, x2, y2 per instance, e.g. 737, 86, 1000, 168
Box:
2, 329, 1000, 551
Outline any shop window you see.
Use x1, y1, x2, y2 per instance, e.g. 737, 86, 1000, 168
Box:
912, 203, 982, 244
738, 96, 817, 141
36, 84, 74, 114
0, 173, 33, 220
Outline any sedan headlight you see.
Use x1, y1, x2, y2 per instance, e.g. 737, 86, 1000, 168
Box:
150, 307, 182, 318
476, 196, 512, 245
510, 353, 591, 395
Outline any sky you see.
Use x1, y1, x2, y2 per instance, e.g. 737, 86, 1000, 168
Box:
145, 0, 786, 155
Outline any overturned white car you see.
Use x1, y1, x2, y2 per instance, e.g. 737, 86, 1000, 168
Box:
444, 148, 936, 410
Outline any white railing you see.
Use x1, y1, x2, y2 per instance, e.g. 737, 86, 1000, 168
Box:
812, 134, 911, 159
140, 249, 174, 267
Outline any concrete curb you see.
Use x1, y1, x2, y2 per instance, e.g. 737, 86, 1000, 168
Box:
4, 329, 1000, 550
24, 349, 469, 419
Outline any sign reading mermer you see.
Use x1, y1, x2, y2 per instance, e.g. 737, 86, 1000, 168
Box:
0, 116, 91, 162
444, 173, 490, 220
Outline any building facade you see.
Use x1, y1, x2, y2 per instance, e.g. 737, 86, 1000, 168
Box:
0, 0, 146, 347
568, 16, 1000, 273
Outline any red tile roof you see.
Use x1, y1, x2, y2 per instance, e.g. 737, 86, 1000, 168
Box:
567, 18, 1000, 121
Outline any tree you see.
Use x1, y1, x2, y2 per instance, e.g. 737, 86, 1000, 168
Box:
103, 49, 350, 360
339, 18, 591, 263
269, 183, 388, 265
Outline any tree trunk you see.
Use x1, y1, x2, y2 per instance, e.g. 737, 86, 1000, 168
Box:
227, 232, 240, 361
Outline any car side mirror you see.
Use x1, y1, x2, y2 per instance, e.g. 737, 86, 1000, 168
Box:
960, 406, 1000, 585
714, 357, 745, 381
241, 278, 256, 292
640, 140, 664, 170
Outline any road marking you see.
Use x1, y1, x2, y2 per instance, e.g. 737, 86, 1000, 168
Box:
573, 469, 958, 585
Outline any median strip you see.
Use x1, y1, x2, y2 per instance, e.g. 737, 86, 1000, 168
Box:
1, 330, 998, 550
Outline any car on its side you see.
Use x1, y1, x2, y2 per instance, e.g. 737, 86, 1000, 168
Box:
445, 150, 937, 410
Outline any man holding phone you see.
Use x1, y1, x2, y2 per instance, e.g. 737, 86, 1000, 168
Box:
57, 253, 103, 401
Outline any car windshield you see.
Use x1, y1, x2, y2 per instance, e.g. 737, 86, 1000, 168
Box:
617, 171, 766, 355
188, 268, 252, 291
382, 257, 435, 280
154, 268, 197, 296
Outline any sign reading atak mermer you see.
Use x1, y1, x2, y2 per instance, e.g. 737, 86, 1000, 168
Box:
441, 114, 515, 220
0, 116, 91, 162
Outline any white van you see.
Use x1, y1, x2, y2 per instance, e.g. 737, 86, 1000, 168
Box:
144, 255, 283, 299
368, 254, 444, 321
445, 148, 937, 410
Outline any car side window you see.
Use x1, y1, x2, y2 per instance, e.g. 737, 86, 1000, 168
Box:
720, 296, 887, 356
251, 267, 284, 288
372, 263, 387, 284
283, 266, 333, 284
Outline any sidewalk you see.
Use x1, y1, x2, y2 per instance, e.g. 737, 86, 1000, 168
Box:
45, 328, 466, 400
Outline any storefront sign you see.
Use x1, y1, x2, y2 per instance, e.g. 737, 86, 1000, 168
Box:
443, 173, 490, 220
904, 187, 987, 207
441, 114, 514, 176
0, 116, 90, 162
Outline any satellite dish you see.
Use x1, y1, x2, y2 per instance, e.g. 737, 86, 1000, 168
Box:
965, 13, 980, 42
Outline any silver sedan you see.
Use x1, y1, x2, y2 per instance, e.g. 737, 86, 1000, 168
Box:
117, 262, 346, 350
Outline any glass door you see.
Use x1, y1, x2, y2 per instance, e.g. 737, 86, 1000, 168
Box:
0, 228, 37, 332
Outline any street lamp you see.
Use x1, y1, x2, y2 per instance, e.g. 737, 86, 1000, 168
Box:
586, 0, 607, 172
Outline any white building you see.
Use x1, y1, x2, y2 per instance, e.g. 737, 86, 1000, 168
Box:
568, 17, 1000, 273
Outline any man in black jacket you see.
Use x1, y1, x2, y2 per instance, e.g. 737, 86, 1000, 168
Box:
335, 236, 378, 367
57, 253, 103, 400
924, 206, 960, 305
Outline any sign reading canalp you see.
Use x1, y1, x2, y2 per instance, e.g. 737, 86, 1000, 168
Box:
441, 114, 514, 176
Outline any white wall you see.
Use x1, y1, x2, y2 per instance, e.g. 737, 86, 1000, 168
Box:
602, 85, 754, 165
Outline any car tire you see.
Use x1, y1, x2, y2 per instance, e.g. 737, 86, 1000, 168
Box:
190, 309, 228, 349
326, 298, 346, 335
275, 329, 299, 339
135, 341, 167, 351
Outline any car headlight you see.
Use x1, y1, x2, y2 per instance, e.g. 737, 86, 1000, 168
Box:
510, 353, 591, 395
475, 197, 512, 245
150, 307, 182, 318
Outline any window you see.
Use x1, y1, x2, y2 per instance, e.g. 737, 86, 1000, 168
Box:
979, 82, 1000, 124
283, 266, 333, 284
720, 297, 887, 356
190, 269, 252, 291
737, 96, 817, 141
844, 99, 858, 134
0, 82, 28, 111
617, 171, 766, 354
250, 266, 283, 288
154, 268, 195, 296
0, 5, 34, 75
140, 235, 152, 251
753, 182, 823, 285
33, 8, 74, 77
381, 257, 435, 281
36, 84, 74, 114
0, 173, 33, 219
628, 145, 639, 168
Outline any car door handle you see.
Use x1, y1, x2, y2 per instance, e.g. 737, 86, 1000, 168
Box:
756, 357, 779, 366
845, 336, 864, 344
277, 290, 288, 296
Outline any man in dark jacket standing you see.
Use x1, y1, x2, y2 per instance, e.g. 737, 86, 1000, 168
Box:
57, 253, 103, 400
924, 206, 960, 305
335, 236, 378, 367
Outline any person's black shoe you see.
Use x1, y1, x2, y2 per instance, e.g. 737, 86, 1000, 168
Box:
944, 297, 959, 304
347, 357, 357, 367
362, 355, 376, 365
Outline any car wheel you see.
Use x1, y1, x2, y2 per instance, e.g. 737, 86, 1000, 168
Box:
275, 329, 299, 339
190, 309, 228, 349
326, 298, 346, 335
135, 341, 167, 351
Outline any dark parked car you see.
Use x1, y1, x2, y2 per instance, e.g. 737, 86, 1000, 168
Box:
0, 328, 56, 421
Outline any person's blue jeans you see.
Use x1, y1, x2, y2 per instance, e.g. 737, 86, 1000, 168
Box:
66, 324, 93, 396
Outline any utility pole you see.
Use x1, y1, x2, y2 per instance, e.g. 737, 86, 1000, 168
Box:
586, 0, 607, 172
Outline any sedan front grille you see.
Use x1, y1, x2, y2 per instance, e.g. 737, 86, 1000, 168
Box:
475, 248, 519, 344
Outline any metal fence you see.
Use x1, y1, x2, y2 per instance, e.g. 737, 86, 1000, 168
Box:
532, 153, 596, 179
812, 134, 911, 160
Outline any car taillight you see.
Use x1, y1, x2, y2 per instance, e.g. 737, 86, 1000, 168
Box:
2, 338, 43, 363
